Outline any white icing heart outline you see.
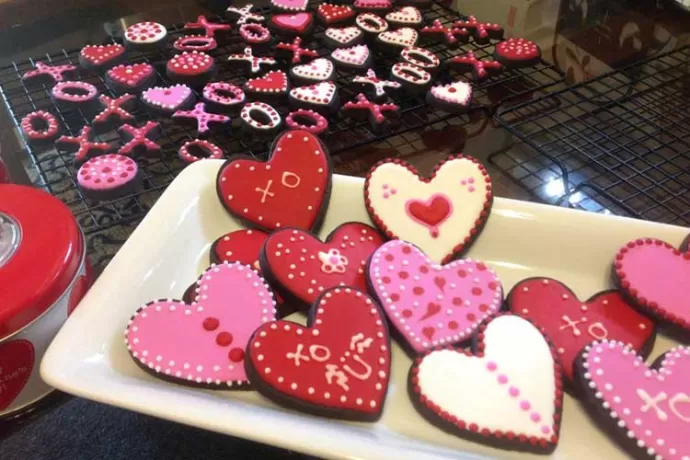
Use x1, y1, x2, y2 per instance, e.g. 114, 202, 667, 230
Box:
379, 27, 418, 46
325, 26, 363, 44
289, 81, 337, 105
331, 45, 370, 66
430, 81, 472, 106
292, 58, 334, 80
385, 6, 422, 23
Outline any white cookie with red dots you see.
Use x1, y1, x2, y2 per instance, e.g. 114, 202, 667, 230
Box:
77, 154, 141, 201
124, 21, 168, 50
493, 38, 541, 68
289, 81, 340, 115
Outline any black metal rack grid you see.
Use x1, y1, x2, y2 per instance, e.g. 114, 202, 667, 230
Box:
492, 45, 690, 226
0, 2, 563, 252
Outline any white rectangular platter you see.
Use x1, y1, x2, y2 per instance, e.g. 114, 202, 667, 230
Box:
42, 159, 688, 460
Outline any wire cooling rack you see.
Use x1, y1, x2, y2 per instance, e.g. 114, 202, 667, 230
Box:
492, 45, 690, 226
0, 2, 563, 270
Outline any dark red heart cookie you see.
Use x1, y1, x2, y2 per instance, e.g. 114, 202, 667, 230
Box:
260, 222, 385, 308
216, 130, 331, 232
243, 71, 289, 98
317, 3, 356, 25
79, 44, 126, 70
210, 229, 268, 266
0, 340, 34, 411
246, 287, 391, 421
506, 277, 656, 386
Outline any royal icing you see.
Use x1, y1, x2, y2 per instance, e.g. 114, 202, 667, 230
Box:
580, 341, 690, 459
211, 229, 268, 266
385, 6, 422, 25
173, 102, 230, 135
453, 15, 503, 42
325, 26, 363, 46
125, 262, 277, 388
173, 36, 217, 52
331, 44, 370, 67
271, 12, 313, 33
318, 4, 356, 24
271, 0, 308, 12
20, 111, 59, 142
107, 63, 154, 90
400, 46, 440, 70
93, 94, 136, 125
227, 47, 276, 74
290, 81, 338, 107
142, 84, 193, 112
285, 110, 329, 134
276, 37, 319, 64
370, 240, 502, 353
118, 121, 161, 156
245, 71, 289, 95
429, 81, 472, 106
378, 27, 418, 47
80, 44, 125, 67
217, 130, 330, 231
166, 51, 214, 77
508, 278, 654, 384
355, 13, 388, 33
354, 0, 392, 10
184, 15, 231, 37
247, 287, 390, 420
365, 156, 492, 263
203, 82, 245, 107
263, 223, 384, 305
614, 238, 690, 330
450, 51, 502, 80
78, 154, 138, 191
51, 81, 99, 103
239, 23, 271, 44
391, 62, 431, 85
125, 22, 167, 44
21, 61, 76, 84
410, 315, 562, 450
343, 93, 399, 124
56, 126, 112, 163
420, 19, 469, 46
291, 58, 334, 82
226, 4, 265, 24
240, 102, 282, 130
353, 69, 401, 99
495, 38, 540, 62
179, 139, 224, 164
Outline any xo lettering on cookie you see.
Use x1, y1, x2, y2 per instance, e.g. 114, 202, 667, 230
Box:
408, 314, 564, 454
246, 287, 391, 421
364, 155, 493, 263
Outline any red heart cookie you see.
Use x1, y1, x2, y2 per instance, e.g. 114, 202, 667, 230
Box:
613, 237, 690, 331
80, 44, 126, 67
210, 229, 268, 267
246, 287, 391, 421
125, 262, 276, 388
216, 130, 331, 232
261, 223, 385, 308
507, 277, 655, 385
365, 156, 493, 263
244, 71, 289, 95
106, 63, 155, 89
0, 340, 34, 411
317, 4, 355, 24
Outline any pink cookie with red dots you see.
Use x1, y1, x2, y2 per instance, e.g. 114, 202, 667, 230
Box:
409, 314, 564, 454
125, 262, 277, 389
368, 240, 502, 356
261, 223, 385, 309
77, 154, 141, 201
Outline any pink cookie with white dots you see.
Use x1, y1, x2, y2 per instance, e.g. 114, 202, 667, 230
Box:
77, 154, 141, 201
576, 341, 690, 460
409, 314, 564, 454
493, 38, 541, 68
125, 262, 277, 389
368, 240, 503, 356
260, 222, 385, 309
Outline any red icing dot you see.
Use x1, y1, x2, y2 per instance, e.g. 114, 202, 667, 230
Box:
479, 304, 490, 312
399, 271, 409, 279
472, 287, 483, 296
476, 262, 487, 271
402, 309, 413, 318
466, 313, 476, 321
216, 331, 234, 346
402, 246, 411, 254
449, 321, 458, 330
229, 348, 245, 362
413, 286, 425, 296
488, 281, 498, 291
385, 254, 394, 262
382, 276, 391, 284
420, 265, 429, 273
390, 293, 400, 301
203, 317, 219, 331
457, 269, 466, 277
452, 297, 463, 306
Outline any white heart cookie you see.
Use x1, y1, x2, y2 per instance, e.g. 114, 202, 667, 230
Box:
410, 315, 562, 452
289, 81, 337, 105
385, 6, 422, 24
378, 27, 418, 47
291, 58, 334, 81
365, 156, 492, 263
325, 26, 362, 44
331, 44, 370, 66
430, 81, 472, 105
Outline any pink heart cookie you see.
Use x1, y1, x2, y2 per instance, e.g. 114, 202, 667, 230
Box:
271, 0, 308, 11
125, 262, 276, 389
613, 237, 690, 331
578, 341, 690, 459
368, 240, 502, 355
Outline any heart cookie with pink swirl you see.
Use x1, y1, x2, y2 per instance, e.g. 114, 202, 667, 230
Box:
125, 262, 276, 389
368, 240, 502, 355
364, 156, 493, 263
577, 341, 690, 459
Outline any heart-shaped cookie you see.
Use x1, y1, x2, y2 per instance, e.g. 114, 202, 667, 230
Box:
261, 223, 385, 307
80, 44, 126, 68
271, 12, 313, 33
289, 81, 338, 107
290, 58, 335, 83
507, 278, 655, 385
368, 240, 502, 355
378, 27, 418, 47
244, 70, 289, 95
324, 26, 363, 47
365, 156, 493, 263
210, 229, 268, 266
271, 0, 308, 11
106, 63, 155, 90
409, 314, 563, 453
125, 262, 276, 388
613, 238, 690, 331
0, 340, 34, 411
141, 84, 194, 114
577, 341, 690, 460
331, 44, 370, 66
317, 4, 355, 24
428, 81, 472, 107
216, 130, 331, 232
246, 287, 391, 421
385, 6, 422, 25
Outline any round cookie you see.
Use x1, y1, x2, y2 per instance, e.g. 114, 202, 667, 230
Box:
166, 51, 216, 86
124, 21, 168, 50
20, 110, 61, 146
77, 154, 141, 201
493, 38, 541, 68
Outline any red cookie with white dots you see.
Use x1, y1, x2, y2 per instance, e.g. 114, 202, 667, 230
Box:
20, 110, 61, 146
506, 277, 656, 389
245, 287, 391, 421
216, 129, 331, 232
210, 229, 269, 267
244, 70, 290, 101
317, 3, 356, 25
260, 223, 385, 309
105, 63, 157, 94
166, 51, 216, 86
493, 38, 541, 68
79, 44, 126, 72
77, 153, 141, 201
124, 21, 168, 50
408, 314, 564, 454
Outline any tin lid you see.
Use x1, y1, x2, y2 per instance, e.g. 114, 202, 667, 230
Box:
0, 184, 83, 337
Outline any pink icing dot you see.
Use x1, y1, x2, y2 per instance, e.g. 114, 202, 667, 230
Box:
383, 193, 390, 199
468, 177, 475, 184
497, 374, 508, 384
509, 386, 519, 397
530, 412, 541, 422
520, 401, 530, 411
382, 184, 389, 189
468, 186, 476, 192
461, 179, 467, 185
541, 425, 551, 434
486, 361, 497, 371
390, 188, 397, 195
